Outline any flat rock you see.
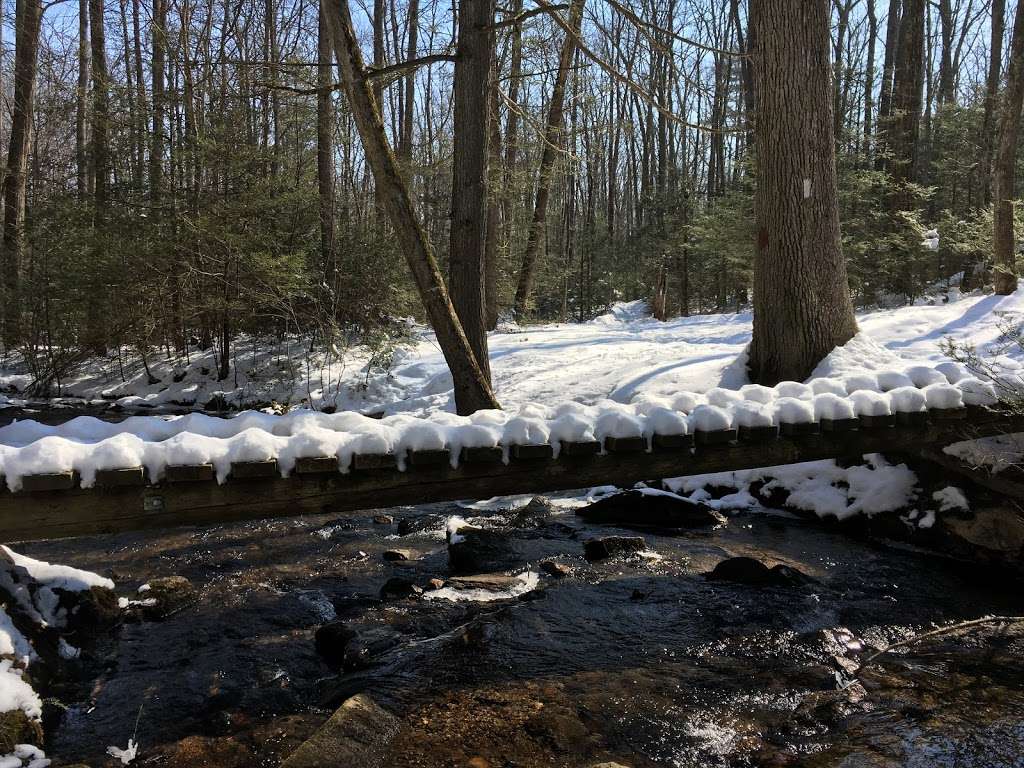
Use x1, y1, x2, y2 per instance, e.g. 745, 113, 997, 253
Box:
382, 549, 413, 562
576, 489, 724, 528
372, 515, 394, 525
281, 694, 400, 768
705, 556, 813, 587
446, 574, 525, 591
583, 536, 646, 561
942, 506, 1024, 559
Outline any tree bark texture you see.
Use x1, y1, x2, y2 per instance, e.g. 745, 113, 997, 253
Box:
993, 0, 1024, 295
747, 0, 858, 385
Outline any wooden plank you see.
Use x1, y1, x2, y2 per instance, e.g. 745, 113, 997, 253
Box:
510, 444, 554, 461
95, 467, 146, 487
604, 436, 646, 453
460, 446, 503, 464
295, 457, 339, 475
230, 460, 279, 479
352, 453, 397, 471
738, 425, 779, 443
652, 434, 693, 451
408, 449, 450, 468
165, 464, 215, 483
0, 406, 1019, 543
561, 440, 601, 457
694, 428, 737, 446
21, 472, 77, 493
780, 422, 820, 437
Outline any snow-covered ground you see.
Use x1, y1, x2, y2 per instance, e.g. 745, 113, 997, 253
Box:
3, 288, 1024, 416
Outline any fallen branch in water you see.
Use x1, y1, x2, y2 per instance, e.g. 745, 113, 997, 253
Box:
843, 614, 1024, 689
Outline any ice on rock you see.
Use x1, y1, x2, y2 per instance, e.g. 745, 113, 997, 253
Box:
813, 393, 856, 421
502, 416, 551, 446
739, 384, 776, 404
876, 370, 915, 391
774, 381, 814, 400
773, 397, 815, 424
706, 388, 744, 408
688, 404, 733, 432
643, 407, 689, 437
731, 401, 774, 428
922, 382, 963, 410
849, 390, 892, 416
956, 378, 999, 406
904, 365, 948, 388
808, 378, 848, 396
935, 361, 970, 384
670, 392, 707, 414
844, 373, 880, 393
888, 386, 927, 413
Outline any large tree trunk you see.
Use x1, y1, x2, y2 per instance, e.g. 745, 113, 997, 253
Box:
448, 0, 495, 381
512, 0, 584, 317
89, 0, 110, 215
399, 0, 418, 163
747, 0, 858, 385
322, 0, 499, 415
981, 0, 1006, 207
993, 0, 1024, 296
1, 0, 42, 347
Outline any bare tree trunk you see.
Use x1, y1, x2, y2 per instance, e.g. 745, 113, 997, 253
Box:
888, 0, 925, 192
150, 0, 165, 201
399, 0, 418, 163
317, 2, 335, 286
747, 0, 858, 384
512, 0, 584, 317
874, 0, 901, 171
863, 0, 878, 159
993, 0, 1024, 295
89, 0, 110, 215
2, 0, 42, 346
323, 0, 500, 414
981, 0, 1006, 206
77, 0, 90, 198
449, 0, 495, 380
483, 65, 502, 330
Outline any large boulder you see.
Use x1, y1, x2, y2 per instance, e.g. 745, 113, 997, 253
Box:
448, 527, 525, 574
576, 489, 725, 529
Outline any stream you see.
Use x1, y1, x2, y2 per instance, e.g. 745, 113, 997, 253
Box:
16, 487, 1024, 767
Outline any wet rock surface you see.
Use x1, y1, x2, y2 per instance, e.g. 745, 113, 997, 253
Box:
17, 488, 1024, 767
583, 535, 646, 560
576, 489, 725, 529
705, 556, 814, 587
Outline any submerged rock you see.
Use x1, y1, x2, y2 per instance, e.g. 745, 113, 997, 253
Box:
397, 514, 445, 536
705, 556, 813, 587
379, 577, 422, 600
576, 489, 724, 528
382, 549, 413, 562
447, 574, 526, 591
583, 536, 646, 561
314, 622, 403, 671
540, 561, 571, 578
141, 576, 197, 620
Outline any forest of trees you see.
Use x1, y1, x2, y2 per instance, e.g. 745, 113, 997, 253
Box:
0, 0, 1020, 401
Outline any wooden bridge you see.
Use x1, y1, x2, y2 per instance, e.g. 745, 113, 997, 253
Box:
1, 403, 1018, 542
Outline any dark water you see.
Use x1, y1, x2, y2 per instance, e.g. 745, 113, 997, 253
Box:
20, 497, 1024, 767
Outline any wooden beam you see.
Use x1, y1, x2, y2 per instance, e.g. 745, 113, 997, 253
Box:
1, 407, 1019, 543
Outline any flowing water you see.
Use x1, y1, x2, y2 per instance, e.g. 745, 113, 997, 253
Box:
17, 493, 1024, 767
